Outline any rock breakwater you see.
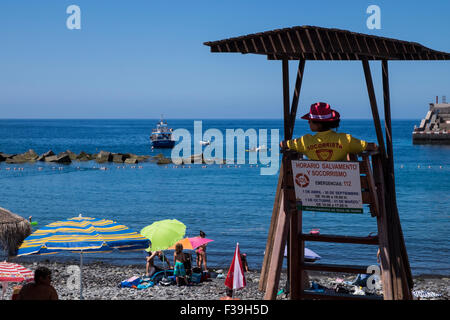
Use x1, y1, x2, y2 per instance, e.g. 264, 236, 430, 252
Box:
0, 149, 173, 165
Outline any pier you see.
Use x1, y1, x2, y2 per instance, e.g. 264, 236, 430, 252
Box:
413, 96, 450, 144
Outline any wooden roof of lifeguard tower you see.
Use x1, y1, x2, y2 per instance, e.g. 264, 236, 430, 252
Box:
204, 25, 450, 61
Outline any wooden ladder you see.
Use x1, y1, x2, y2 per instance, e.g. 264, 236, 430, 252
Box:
260, 148, 396, 300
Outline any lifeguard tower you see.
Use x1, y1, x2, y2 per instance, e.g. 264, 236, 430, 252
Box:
204, 26, 450, 300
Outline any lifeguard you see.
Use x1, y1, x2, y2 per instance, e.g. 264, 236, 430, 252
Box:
280, 102, 376, 160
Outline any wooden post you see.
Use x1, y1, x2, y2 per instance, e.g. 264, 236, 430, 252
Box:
263, 192, 289, 300
381, 60, 413, 299
289, 60, 306, 138
362, 59, 412, 300
285, 153, 300, 299
371, 153, 394, 300
361, 60, 387, 160
286, 60, 305, 300
260, 59, 305, 298
262, 59, 292, 299
282, 59, 291, 139
259, 162, 284, 291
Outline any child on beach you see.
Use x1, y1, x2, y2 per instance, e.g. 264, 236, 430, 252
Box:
174, 243, 187, 286
280, 102, 377, 160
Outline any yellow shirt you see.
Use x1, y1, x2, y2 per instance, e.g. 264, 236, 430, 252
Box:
286, 130, 367, 161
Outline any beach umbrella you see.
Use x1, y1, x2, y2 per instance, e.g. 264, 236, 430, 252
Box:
225, 243, 246, 293
140, 219, 186, 251
0, 207, 32, 257
140, 219, 186, 278
16, 214, 150, 300
0, 261, 34, 299
167, 236, 213, 250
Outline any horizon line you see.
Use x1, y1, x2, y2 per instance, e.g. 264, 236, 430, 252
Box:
0, 117, 422, 121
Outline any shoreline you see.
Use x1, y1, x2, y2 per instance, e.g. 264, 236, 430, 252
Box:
2, 260, 448, 300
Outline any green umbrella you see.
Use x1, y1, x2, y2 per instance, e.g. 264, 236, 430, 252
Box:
140, 219, 186, 251
140, 219, 186, 279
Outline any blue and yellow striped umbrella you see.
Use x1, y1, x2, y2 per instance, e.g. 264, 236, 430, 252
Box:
17, 215, 150, 256
16, 215, 150, 300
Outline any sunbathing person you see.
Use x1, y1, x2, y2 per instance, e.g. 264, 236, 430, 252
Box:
280, 102, 377, 160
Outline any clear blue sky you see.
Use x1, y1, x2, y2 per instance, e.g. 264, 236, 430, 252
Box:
0, 0, 449, 119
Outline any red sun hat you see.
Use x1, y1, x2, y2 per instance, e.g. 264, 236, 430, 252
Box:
301, 102, 340, 122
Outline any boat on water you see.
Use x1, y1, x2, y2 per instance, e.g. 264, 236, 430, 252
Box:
413, 96, 450, 145
199, 140, 211, 146
150, 118, 175, 149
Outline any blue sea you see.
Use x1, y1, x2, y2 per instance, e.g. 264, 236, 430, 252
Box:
0, 119, 449, 276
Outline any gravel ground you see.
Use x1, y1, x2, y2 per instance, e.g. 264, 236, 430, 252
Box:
1, 261, 448, 300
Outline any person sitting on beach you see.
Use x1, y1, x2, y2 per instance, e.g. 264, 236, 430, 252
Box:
196, 230, 208, 272
146, 250, 171, 277
18, 266, 58, 300
174, 243, 187, 286
240, 253, 249, 272
279, 102, 377, 160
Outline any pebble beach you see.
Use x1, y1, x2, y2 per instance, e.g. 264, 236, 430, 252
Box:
1, 261, 448, 300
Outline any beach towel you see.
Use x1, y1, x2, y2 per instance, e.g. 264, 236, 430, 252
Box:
137, 280, 154, 290
120, 276, 141, 288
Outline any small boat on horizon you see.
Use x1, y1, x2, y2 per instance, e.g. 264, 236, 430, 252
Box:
150, 117, 175, 149
246, 145, 269, 152
199, 140, 211, 146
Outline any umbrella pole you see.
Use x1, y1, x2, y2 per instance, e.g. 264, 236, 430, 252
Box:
80, 251, 84, 300
163, 251, 167, 278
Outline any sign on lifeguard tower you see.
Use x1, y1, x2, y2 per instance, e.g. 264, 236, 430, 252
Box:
292, 160, 363, 213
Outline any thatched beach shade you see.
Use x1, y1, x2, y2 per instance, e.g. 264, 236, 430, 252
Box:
0, 207, 32, 257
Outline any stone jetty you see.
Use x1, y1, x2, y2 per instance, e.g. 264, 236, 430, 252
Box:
0, 150, 226, 165
0, 149, 171, 165
413, 96, 450, 145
